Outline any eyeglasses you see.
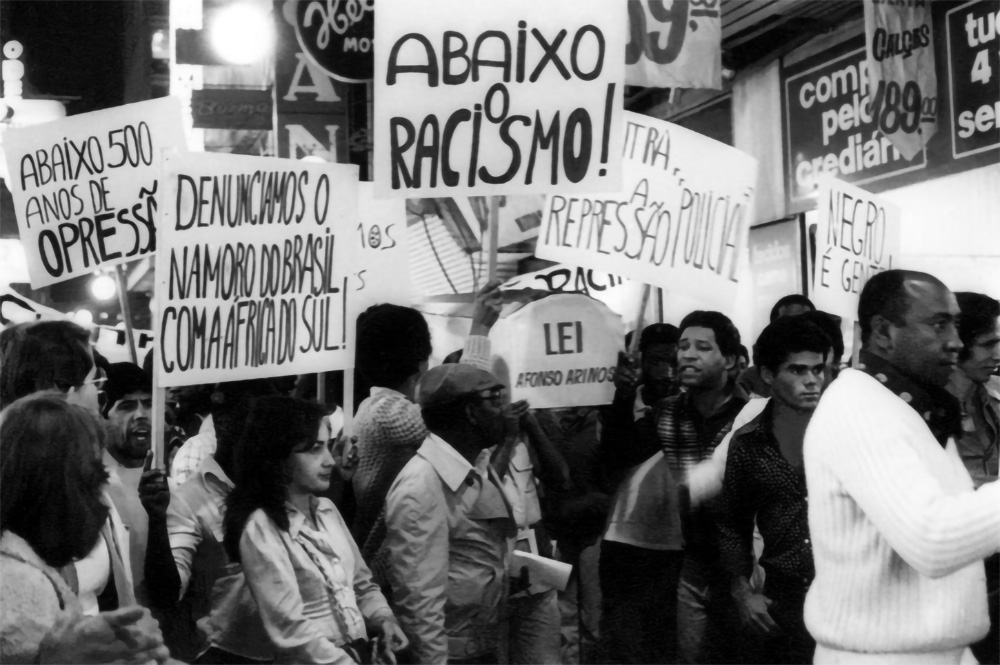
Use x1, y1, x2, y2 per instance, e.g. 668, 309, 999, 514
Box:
477, 387, 505, 407
82, 369, 108, 408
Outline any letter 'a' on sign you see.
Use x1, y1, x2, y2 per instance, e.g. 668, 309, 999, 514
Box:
811, 177, 901, 322
537, 111, 758, 312
373, 0, 626, 198
489, 293, 625, 408
2, 97, 186, 289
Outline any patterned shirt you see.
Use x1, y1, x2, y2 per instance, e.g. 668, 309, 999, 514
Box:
170, 414, 216, 488
718, 401, 813, 588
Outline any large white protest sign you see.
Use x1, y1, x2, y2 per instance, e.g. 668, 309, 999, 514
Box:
350, 182, 411, 313
2, 98, 185, 289
373, 0, 626, 198
626, 0, 722, 90
537, 111, 757, 310
489, 294, 624, 408
156, 152, 360, 387
812, 178, 901, 321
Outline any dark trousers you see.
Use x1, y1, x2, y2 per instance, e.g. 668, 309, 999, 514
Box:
597, 541, 685, 664
751, 578, 814, 665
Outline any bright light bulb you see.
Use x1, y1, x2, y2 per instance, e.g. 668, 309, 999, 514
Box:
210, 4, 273, 65
90, 274, 117, 301
72, 310, 94, 327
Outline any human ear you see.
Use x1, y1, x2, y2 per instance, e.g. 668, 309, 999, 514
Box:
870, 315, 896, 352
760, 365, 775, 387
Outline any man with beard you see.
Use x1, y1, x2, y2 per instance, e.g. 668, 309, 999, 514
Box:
805, 270, 1000, 664
101, 362, 171, 606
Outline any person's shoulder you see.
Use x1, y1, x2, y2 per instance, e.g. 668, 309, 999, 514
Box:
985, 375, 1000, 402
0, 555, 61, 620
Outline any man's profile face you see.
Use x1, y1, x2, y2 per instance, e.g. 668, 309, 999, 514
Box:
108, 390, 153, 463
889, 280, 962, 387
677, 326, 732, 389
958, 318, 1000, 384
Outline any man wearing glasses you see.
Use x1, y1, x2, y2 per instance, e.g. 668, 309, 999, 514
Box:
385, 364, 515, 665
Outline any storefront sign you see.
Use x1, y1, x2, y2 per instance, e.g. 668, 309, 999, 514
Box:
626, 0, 722, 90
747, 219, 801, 332
191, 89, 273, 130
373, 0, 626, 198
812, 177, 900, 322
783, 41, 926, 213
537, 111, 757, 311
945, 0, 1000, 159
291, 0, 374, 83
488, 294, 624, 408
156, 152, 360, 387
2, 97, 186, 289
863, 0, 938, 160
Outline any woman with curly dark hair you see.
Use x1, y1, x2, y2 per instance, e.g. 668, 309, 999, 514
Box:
1, 392, 169, 664
223, 396, 408, 664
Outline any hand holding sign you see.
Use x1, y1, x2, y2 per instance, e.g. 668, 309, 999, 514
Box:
139, 450, 170, 520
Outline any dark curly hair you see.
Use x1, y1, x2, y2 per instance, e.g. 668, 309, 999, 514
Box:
753, 316, 833, 372
223, 395, 327, 562
355, 304, 432, 388
678, 310, 742, 359
955, 292, 1000, 363
1, 392, 110, 568
0, 320, 94, 409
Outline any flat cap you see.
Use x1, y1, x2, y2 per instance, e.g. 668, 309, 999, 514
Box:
416, 364, 503, 408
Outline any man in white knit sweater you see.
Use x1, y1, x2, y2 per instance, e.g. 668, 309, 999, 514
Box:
804, 270, 1000, 664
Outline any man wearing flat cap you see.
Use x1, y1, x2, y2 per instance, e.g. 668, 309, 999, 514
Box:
385, 364, 516, 665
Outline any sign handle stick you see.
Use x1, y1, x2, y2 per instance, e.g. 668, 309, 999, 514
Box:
151, 367, 164, 471
115, 265, 138, 365
851, 320, 862, 368
487, 196, 500, 283
629, 284, 652, 356
343, 370, 355, 437
317, 372, 326, 404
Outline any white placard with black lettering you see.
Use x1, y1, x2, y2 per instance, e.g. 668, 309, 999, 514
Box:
2, 98, 185, 288
537, 111, 757, 311
156, 152, 360, 388
812, 178, 901, 322
373, 0, 626, 198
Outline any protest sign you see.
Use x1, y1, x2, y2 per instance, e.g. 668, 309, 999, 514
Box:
945, 0, 1000, 160
155, 152, 360, 387
349, 182, 411, 313
489, 294, 624, 408
373, 0, 626, 198
812, 178, 901, 322
626, 0, 722, 89
2, 98, 186, 289
537, 111, 757, 311
0, 284, 69, 326
863, 0, 938, 160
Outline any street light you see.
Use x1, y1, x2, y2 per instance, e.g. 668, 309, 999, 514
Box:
90, 273, 117, 301
208, 3, 273, 65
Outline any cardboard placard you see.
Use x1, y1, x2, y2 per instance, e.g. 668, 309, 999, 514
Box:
155, 152, 360, 387
350, 182, 412, 313
373, 0, 626, 198
2, 98, 186, 288
489, 294, 624, 409
537, 111, 757, 310
812, 178, 901, 321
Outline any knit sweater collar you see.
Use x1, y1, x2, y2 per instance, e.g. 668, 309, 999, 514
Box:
858, 351, 962, 448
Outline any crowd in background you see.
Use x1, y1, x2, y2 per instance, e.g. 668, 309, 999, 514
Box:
1, 269, 997, 665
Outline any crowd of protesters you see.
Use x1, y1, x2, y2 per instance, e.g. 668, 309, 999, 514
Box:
1, 270, 997, 665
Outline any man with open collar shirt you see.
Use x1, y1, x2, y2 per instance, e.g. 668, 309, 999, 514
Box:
385, 364, 516, 665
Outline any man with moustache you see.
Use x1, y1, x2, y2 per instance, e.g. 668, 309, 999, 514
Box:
805, 270, 1000, 664
718, 316, 832, 663
101, 362, 171, 606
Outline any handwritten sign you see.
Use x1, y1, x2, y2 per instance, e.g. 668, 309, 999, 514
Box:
2, 98, 185, 289
349, 182, 412, 313
945, 0, 1000, 160
812, 178, 900, 321
626, 0, 722, 90
537, 111, 757, 310
373, 0, 626, 198
155, 152, 360, 387
489, 294, 624, 408
863, 0, 938, 160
